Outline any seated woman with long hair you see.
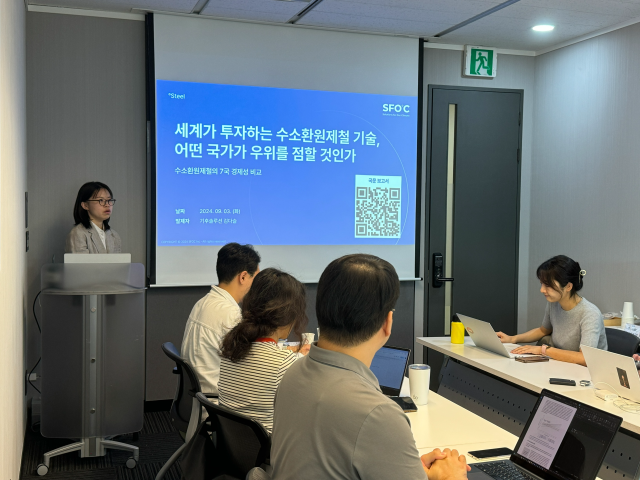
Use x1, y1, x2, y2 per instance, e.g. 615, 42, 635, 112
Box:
218, 268, 308, 434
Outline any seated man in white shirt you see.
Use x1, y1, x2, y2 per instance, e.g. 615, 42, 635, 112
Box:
181, 242, 261, 395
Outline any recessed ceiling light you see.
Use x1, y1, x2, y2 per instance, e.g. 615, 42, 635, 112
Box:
532, 25, 554, 32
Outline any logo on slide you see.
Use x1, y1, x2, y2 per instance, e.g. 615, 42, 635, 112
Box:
382, 104, 410, 117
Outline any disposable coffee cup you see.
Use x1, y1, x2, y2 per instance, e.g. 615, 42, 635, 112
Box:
302, 333, 315, 345
622, 302, 634, 326
409, 364, 430, 406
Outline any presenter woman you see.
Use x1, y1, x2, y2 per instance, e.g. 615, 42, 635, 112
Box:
65, 181, 121, 254
496, 255, 607, 366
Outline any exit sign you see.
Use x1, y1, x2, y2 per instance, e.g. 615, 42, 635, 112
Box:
464, 46, 497, 78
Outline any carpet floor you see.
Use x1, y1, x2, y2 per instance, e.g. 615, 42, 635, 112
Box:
20, 410, 183, 480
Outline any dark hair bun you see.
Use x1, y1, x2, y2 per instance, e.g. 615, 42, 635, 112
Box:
536, 255, 584, 297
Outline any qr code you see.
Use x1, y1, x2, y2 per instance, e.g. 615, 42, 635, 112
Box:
355, 175, 401, 238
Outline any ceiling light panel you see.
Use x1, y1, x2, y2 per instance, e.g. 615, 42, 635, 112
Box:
532, 25, 554, 31
200, 0, 304, 22
28, 0, 200, 14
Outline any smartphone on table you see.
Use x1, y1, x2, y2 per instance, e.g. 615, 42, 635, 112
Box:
468, 447, 513, 460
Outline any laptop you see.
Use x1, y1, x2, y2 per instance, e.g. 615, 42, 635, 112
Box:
582, 345, 640, 403
458, 314, 532, 359
470, 389, 621, 480
370, 345, 411, 396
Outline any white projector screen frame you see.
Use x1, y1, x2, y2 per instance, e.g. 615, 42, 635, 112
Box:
149, 13, 420, 286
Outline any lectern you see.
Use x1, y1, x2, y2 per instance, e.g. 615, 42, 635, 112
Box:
36, 261, 145, 475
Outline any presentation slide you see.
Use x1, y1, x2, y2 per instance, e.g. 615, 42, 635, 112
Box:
156, 80, 417, 248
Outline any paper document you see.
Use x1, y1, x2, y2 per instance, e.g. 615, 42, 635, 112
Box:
517, 397, 577, 469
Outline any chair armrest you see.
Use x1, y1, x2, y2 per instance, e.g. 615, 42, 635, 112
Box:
204, 393, 219, 398
172, 367, 179, 374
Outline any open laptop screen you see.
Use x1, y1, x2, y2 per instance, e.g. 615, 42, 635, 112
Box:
511, 389, 621, 480
370, 346, 410, 395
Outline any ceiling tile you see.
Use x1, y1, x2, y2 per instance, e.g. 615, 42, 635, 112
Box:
516, 0, 640, 18
200, 0, 304, 23
299, 12, 450, 36
439, 0, 640, 50
27, 0, 640, 52
29, 0, 199, 14
441, 22, 600, 51
298, 0, 504, 36
490, 1, 640, 27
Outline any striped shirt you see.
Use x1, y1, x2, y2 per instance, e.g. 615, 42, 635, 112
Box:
219, 342, 297, 434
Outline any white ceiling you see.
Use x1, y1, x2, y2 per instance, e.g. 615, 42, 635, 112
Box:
28, 0, 640, 51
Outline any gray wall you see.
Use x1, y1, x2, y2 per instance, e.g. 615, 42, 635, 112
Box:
528, 23, 640, 328
26, 12, 147, 400
423, 48, 535, 333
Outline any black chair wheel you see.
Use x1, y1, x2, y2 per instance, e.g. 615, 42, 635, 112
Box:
126, 457, 137, 469
36, 464, 49, 476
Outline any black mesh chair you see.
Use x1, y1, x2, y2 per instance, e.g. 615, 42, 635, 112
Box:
156, 342, 216, 480
195, 392, 271, 480
605, 328, 640, 357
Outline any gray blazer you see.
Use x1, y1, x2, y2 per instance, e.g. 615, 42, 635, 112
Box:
65, 223, 122, 254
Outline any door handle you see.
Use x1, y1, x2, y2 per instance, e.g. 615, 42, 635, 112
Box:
432, 253, 454, 288
436, 273, 455, 282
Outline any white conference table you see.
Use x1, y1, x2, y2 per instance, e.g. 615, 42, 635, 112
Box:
416, 336, 640, 435
398, 380, 615, 480
398, 378, 518, 460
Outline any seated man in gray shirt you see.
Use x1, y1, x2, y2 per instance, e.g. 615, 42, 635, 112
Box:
269, 254, 470, 480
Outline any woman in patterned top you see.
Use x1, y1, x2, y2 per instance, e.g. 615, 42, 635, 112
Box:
218, 268, 309, 433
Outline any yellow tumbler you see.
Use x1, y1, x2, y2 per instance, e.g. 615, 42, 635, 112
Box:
451, 317, 465, 344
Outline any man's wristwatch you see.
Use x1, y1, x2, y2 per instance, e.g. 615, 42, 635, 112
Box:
541, 344, 548, 355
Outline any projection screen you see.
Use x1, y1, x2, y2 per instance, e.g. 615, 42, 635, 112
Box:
150, 13, 420, 286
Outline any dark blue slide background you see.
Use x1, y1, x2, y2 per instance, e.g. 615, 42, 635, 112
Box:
156, 80, 417, 246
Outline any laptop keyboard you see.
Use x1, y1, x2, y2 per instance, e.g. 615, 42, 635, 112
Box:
475, 461, 536, 480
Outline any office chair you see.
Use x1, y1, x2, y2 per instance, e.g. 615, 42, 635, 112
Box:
246, 467, 271, 480
156, 342, 216, 480
195, 392, 271, 480
605, 328, 640, 357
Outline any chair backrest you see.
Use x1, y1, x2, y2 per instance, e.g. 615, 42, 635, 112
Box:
161, 342, 203, 434
196, 392, 271, 479
605, 328, 640, 357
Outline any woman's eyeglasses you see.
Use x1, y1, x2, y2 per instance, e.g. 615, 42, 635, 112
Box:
87, 199, 116, 206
